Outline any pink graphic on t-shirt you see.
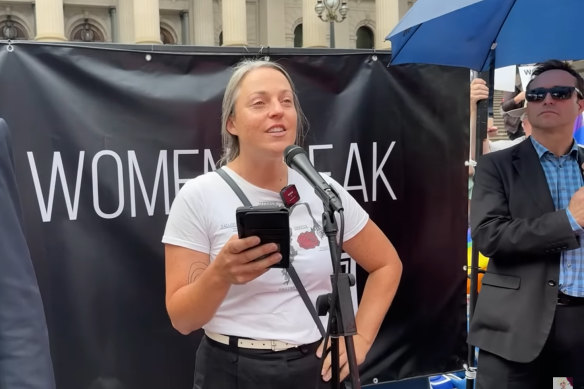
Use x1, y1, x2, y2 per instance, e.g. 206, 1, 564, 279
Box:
297, 230, 320, 249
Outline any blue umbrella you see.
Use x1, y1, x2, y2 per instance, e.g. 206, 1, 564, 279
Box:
387, 0, 584, 71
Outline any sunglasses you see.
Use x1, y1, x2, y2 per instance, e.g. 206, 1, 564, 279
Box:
525, 86, 584, 102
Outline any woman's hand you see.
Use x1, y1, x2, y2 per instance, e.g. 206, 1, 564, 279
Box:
211, 235, 282, 284
316, 332, 373, 382
470, 78, 489, 106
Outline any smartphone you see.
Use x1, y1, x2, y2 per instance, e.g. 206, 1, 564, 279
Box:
235, 206, 290, 268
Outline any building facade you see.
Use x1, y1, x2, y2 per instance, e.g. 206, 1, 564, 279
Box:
0, 0, 415, 49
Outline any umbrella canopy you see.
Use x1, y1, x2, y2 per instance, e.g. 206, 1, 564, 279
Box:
387, 0, 584, 71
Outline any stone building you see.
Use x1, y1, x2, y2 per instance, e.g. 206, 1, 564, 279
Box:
0, 0, 415, 49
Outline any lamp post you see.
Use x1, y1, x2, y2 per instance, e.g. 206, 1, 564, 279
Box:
80, 18, 95, 42
2, 15, 17, 40
314, 0, 348, 48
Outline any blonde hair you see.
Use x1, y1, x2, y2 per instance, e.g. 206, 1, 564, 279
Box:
218, 59, 308, 166
555, 378, 572, 387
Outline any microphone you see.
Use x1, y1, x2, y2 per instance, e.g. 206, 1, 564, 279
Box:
284, 145, 343, 212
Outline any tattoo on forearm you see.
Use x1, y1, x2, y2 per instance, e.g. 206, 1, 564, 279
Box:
188, 262, 208, 284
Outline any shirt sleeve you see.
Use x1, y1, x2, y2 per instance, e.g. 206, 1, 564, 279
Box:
565, 208, 584, 235
162, 178, 211, 253
326, 176, 369, 241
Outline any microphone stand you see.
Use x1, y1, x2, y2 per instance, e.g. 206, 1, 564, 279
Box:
315, 199, 361, 389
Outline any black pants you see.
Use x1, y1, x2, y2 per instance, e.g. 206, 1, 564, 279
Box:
193, 335, 331, 389
476, 303, 584, 389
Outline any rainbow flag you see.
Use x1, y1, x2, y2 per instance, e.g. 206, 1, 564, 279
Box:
467, 228, 488, 267
574, 113, 584, 145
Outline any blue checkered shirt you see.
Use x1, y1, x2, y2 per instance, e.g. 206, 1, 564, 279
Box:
531, 137, 584, 297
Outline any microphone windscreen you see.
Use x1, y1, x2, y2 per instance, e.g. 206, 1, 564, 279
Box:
284, 145, 305, 166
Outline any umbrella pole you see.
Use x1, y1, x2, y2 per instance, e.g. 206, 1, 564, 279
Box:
467, 68, 492, 389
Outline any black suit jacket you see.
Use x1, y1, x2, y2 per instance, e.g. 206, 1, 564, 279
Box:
0, 118, 55, 388
469, 137, 582, 363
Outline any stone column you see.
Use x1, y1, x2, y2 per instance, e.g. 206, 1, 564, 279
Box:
109, 7, 117, 42
134, 0, 161, 44
180, 11, 190, 44
375, 0, 399, 50
263, 0, 285, 47
35, 0, 66, 41
193, 0, 214, 46
302, 0, 327, 48
117, 0, 135, 43
222, 0, 247, 46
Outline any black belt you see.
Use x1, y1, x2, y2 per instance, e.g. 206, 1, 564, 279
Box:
558, 291, 584, 306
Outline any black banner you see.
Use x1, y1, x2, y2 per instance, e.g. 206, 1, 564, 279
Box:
0, 42, 469, 388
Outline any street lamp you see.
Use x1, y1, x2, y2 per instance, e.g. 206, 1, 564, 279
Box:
80, 18, 95, 42
315, 0, 348, 48
2, 15, 17, 40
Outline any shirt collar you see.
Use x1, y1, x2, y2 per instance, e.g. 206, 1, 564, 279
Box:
530, 136, 579, 159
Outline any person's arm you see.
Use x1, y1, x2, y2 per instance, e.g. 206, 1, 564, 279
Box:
165, 236, 282, 334
469, 78, 490, 161
319, 219, 402, 382
482, 139, 492, 154
501, 90, 525, 112
471, 154, 579, 258
481, 123, 500, 155
0, 119, 56, 389
567, 186, 584, 230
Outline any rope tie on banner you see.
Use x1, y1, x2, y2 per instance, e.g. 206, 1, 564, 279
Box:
6, 39, 14, 52
257, 45, 270, 61
463, 363, 477, 380
366, 48, 377, 63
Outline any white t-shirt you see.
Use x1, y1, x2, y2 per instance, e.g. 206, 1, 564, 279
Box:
489, 135, 526, 152
162, 166, 368, 344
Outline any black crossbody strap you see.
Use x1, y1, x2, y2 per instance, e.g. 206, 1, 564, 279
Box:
286, 266, 326, 337
215, 167, 325, 338
215, 167, 252, 207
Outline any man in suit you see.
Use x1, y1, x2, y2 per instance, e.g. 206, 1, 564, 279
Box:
0, 118, 55, 388
470, 60, 584, 389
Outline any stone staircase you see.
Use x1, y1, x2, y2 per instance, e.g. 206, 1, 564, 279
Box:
492, 89, 506, 140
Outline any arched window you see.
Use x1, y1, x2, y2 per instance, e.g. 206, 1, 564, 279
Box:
160, 26, 175, 44
293, 24, 303, 48
71, 19, 104, 42
356, 26, 373, 49
1, 16, 28, 40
